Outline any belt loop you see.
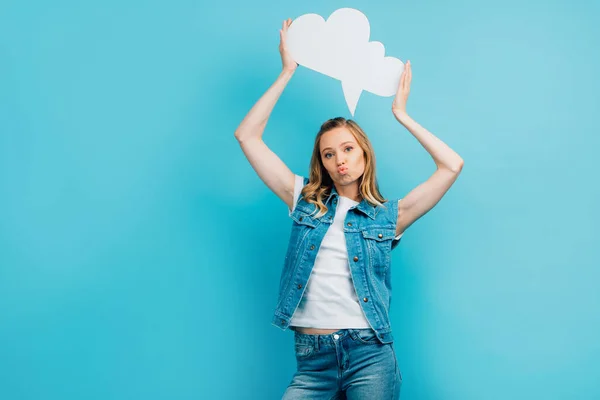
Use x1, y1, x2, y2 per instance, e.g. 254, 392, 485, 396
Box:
314, 335, 320, 352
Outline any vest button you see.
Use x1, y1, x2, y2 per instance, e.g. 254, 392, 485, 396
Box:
297, 284, 302, 289
378, 233, 383, 238
347, 222, 352, 227
353, 256, 359, 262
363, 297, 368, 302
299, 217, 303, 221
281, 319, 286, 325
310, 245, 315, 250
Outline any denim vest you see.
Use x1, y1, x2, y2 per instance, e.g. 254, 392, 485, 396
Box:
271, 178, 401, 344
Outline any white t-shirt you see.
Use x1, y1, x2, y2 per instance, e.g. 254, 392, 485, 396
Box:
288, 175, 402, 329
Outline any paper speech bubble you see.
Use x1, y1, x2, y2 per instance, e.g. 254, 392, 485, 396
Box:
286, 8, 405, 116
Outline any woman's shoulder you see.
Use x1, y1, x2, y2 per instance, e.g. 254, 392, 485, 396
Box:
289, 175, 308, 215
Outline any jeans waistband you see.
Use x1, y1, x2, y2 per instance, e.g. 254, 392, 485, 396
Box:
293, 328, 373, 349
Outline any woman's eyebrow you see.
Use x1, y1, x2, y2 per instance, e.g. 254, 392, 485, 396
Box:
321, 141, 355, 153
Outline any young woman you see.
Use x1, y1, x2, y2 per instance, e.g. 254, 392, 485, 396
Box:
234, 18, 464, 399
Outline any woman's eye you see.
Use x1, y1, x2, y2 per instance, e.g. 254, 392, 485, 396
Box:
325, 153, 332, 159
345, 147, 353, 152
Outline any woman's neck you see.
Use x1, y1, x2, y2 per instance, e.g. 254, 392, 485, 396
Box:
334, 183, 362, 202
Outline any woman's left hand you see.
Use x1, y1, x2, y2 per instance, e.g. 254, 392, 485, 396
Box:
392, 60, 411, 120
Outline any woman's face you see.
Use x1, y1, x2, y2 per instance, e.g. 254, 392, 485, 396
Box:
319, 127, 365, 186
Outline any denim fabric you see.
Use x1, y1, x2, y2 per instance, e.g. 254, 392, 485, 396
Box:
272, 179, 401, 344
282, 328, 402, 399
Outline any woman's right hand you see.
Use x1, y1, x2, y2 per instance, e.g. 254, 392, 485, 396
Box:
279, 18, 298, 73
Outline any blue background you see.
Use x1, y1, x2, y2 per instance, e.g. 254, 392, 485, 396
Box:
1, 0, 599, 399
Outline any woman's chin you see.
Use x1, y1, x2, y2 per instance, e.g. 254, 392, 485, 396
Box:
336, 174, 356, 184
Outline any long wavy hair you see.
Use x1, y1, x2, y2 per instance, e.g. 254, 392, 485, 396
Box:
301, 117, 387, 218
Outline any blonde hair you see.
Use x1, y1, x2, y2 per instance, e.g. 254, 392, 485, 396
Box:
301, 117, 387, 218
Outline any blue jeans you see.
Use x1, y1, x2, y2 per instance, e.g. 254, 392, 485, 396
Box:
282, 328, 402, 399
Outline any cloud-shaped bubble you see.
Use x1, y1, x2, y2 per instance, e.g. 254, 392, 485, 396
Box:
286, 8, 405, 116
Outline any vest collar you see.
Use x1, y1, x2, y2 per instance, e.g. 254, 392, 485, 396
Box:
327, 185, 377, 220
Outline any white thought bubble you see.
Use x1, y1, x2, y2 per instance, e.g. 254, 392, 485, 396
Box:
286, 8, 405, 116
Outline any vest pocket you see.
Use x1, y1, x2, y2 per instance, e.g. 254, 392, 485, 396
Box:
291, 208, 319, 228
362, 228, 395, 242
361, 228, 395, 271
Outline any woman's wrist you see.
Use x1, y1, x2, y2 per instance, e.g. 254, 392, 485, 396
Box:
393, 110, 411, 124
280, 68, 296, 78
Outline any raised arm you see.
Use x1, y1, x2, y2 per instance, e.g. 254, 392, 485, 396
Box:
391, 61, 465, 236
234, 19, 298, 210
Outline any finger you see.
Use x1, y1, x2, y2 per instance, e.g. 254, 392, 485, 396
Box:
399, 70, 406, 93
280, 30, 286, 46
